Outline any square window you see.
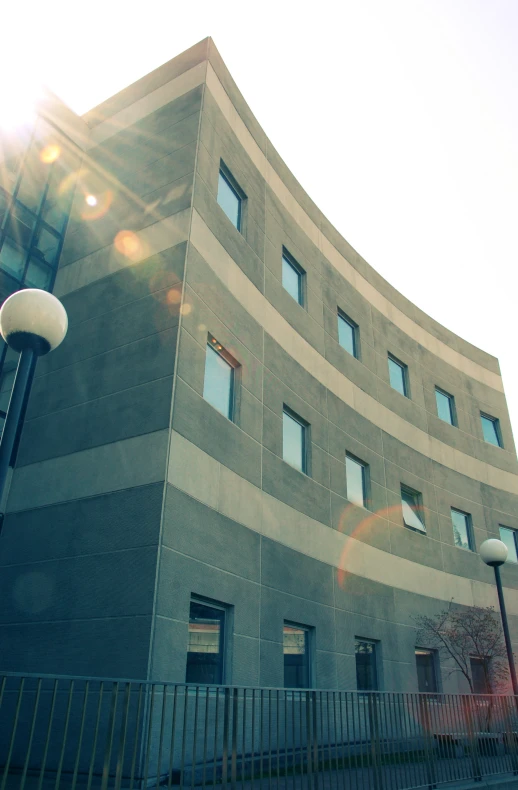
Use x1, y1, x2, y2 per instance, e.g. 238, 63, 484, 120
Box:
186, 598, 228, 685
282, 252, 304, 306
217, 167, 243, 230
283, 408, 307, 473
355, 639, 379, 691
337, 311, 358, 358
346, 453, 368, 508
499, 526, 518, 563
203, 339, 235, 419
435, 388, 456, 426
283, 622, 312, 688
0, 237, 26, 279
401, 485, 425, 532
415, 649, 438, 693
388, 355, 408, 397
451, 508, 473, 551
481, 414, 502, 447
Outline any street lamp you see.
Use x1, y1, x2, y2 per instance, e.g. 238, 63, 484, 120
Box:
480, 538, 518, 696
0, 289, 67, 508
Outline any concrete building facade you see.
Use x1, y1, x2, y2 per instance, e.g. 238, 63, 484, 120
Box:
0, 38, 517, 694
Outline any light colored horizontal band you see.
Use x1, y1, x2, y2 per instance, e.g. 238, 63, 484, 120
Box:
190, 209, 518, 494
54, 208, 191, 297
167, 430, 516, 614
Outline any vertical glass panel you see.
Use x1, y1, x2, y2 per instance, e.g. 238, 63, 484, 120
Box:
481, 414, 501, 447
203, 343, 233, 419
355, 640, 378, 691
436, 388, 454, 425
499, 527, 518, 563
415, 649, 437, 693
217, 170, 241, 229
25, 257, 53, 290
186, 600, 225, 684
451, 508, 472, 550
283, 624, 310, 688
32, 225, 60, 266
338, 313, 357, 357
0, 237, 26, 279
470, 657, 488, 694
16, 143, 49, 214
401, 487, 425, 532
346, 454, 366, 507
282, 255, 303, 305
283, 410, 305, 472
388, 356, 407, 396
5, 201, 36, 247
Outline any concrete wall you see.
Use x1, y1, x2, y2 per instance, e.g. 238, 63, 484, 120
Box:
1, 38, 517, 691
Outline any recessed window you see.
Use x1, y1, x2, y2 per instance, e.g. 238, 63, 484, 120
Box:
337, 311, 358, 358
282, 251, 304, 306
388, 355, 408, 397
283, 408, 307, 473
203, 338, 235, 419
470, 657, 489, 694
346, 453, 368, 508
481, 413, 502, 447
186, 598, 228, 685
217, 166, 243, 230
451, 508, 474, 551
435, 388, 456, 426
499, 526, 518, 563
283, 622, 312, 688
401, 485, 425, 533
355, 639, 379, 691
415, 649, 438, 693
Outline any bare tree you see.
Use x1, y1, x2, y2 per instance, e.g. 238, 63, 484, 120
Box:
413, 603, 509, 694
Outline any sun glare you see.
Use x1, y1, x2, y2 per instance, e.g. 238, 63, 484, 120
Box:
85, 194, 98, 207
0, 74, 44, 132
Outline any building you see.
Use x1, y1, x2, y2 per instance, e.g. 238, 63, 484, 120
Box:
0, 37, 517, 695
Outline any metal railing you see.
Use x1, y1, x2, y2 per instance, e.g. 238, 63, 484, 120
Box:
2, 672, 518, 789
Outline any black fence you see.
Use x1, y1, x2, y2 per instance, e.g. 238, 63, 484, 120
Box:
2, 672, 518, 788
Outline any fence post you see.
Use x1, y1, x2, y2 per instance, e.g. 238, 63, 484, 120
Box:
464, 695, 482, 782
222, 687, 230, 787
231, 687, 238, 789
367, 693, 383, 790
418, 695, 437, 790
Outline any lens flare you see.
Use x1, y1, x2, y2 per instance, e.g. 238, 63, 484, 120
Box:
166, 288, 182, 305
85, 194, 97, 207
40, 144, 61, 164
80, 189, 113, 221
180, 303, 192, 316
114, 230, 145, 261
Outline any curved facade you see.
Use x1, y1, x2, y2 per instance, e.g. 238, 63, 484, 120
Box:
0, 38, 517, 693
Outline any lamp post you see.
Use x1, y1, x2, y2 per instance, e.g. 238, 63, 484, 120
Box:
0, 289, 68, 508
480, 538, 518, 696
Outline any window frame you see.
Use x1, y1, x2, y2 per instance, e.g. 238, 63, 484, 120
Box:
217, 163, 245, 232
388, 354, 409, 397
337, 310, 359, 359
435, 387, 456, 426
186, 595, 231, 686
355, 638, 380, 692
345, 452, 369, 508
283, 621, 314, 689
480, 413, 503, 448
415, 648, 439, 694
203, 336, 238, 421
470, 656, 490, 695
499, 526, 518, 563
451, 507, 474, 551
281, 249, 305, 307
400, 484, 426, 533
282, 406, 309, 474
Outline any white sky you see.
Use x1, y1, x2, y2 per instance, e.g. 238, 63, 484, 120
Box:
3, 0, 518, 438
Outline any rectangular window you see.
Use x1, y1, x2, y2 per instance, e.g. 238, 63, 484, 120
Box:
481, 413, 502, 447
282, 251, 304, 306
283, 622, 311, 688
451, 508, 473, 551
401, 485, 426, 533
470, 657, 489, 694
435, 388, 455, 425
283, 408, 307, 473
217, 166, 243, 230
346, 453, 368, 508
186, 598, 227, 685
415, 649, 438, 693
203, 338, 235, 419
338, 311, 358, 358
499, 526, 518, 563
355, 639, 378, 691
388, 355, 408, 397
